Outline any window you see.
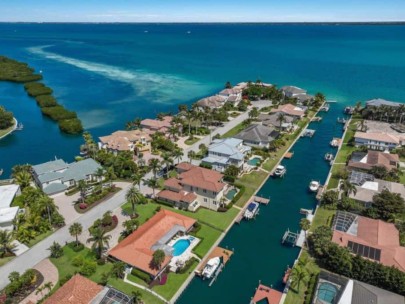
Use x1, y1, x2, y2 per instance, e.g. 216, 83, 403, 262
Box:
213, 201, 217, 205
204, 198, 207, 202
203, 189, 207, 193
213, 192, 217, 195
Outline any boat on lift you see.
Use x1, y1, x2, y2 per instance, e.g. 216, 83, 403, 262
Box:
202, 257, 221, 279
330, 139, 339, 147
274, 165, 286, 177
324, 153, 334, 161
309, 180, 320, 192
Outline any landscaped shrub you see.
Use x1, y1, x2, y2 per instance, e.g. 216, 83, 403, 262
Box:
177, 257, 198, 274
68, 241, 84, 252
79, 203, 88, 209
24, 82, 53, 97
131, 268, 151, 284
192, 222, 201, 233
59, 274, 73, 286
79, 260, 97, 277
41, 106, 77, 121
304, 273, 319, 304
35, 95, 58, 107
72, 255, 84, 267
231, 185, 245, 205
58, 118, 83, 134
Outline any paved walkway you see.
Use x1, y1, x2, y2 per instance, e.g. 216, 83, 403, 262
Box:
123, 274, 169, 304
20, 259, 58, 304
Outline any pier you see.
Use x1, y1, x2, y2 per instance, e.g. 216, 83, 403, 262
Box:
249, 283, 282, 304
311, 116, 322, 122
235, 196, 270, 224
284, 151, 294, 159
301, 128, 316, 137
195, 247, 233, 286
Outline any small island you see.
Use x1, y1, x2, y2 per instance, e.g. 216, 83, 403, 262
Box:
0, 106, 16, 139
0, 56, 83, 134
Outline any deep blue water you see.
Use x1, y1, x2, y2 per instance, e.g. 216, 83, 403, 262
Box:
1, 24, 405, 176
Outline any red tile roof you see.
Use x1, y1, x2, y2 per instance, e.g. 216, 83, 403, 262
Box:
157, 189, 197, 204
270, 104, 305, 117
332, 216, 405, 271
164, 178, 183, 191
348, 151, 399, 171
141, 116, 173, 131
176, 162, 195, 172
44, 274, 102, 304
252, 284, 282, 304
109, 209, 196, 276
178, 164, 225, 192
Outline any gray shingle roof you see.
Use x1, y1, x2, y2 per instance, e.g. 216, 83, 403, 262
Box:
61, 158, 102, 182
365, 98, 401, 108
43, 183, 68, 195
352, 280, 405, 304
209, 138, 249, 160
280, 85, 306, 95
32, 159, 68, 176
258, 113, 296, 128
38, 171, 64, 184
234, 124, 279, 143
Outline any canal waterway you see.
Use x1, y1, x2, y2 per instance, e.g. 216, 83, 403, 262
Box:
178, 103, 345, 303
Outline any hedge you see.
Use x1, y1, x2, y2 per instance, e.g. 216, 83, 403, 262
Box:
177, 257, 198, 274
35, 95, 58, 107
59, 118, 83, 134
41, 106, 77, 121
131, 268, 151, 284
24, 82, 53, 97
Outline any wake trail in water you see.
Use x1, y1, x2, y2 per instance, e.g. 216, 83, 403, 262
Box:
27, 45, 207, 103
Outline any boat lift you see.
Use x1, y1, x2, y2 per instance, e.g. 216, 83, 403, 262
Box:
281, 229, 299, 246
301, 129, 316, 138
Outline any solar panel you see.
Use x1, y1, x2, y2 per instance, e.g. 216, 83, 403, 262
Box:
347, 241, 381, 262
332, 211, 357, 233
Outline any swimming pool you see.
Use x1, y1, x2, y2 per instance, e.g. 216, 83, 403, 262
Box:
172, 239, 191, 256
225, 188, 238, 200
317, 282, 338, 303
247, 157, 261, 166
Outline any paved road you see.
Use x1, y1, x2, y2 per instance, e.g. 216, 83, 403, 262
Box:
0, 183, 132, 289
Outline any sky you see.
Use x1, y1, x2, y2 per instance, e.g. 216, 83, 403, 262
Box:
1, 0, 405, 22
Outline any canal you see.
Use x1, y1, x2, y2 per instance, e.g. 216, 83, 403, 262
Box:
178, 103, 345, 303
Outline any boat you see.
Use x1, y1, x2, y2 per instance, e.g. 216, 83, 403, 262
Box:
330, 139, 339, 147
0, 169, 3, 176
244, 202, 259, 220
309, 181, 320, 192
15, 123, 23, 130
202, 257, 221, 279
274, 165, 286, 177
301, 129, 315, 138
344, 106, 354, 115
324, 153, 334, 161
300, 208, 313, 215
320, 103, 330, 112
282, 267, 292, 284
337, 117, 347, 124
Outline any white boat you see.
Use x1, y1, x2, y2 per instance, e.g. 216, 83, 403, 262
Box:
300, 208, 313, 215
274, 165, 286, 177
244, 202, 259, 219
202, 257, 221, 279
309, 181, 320, 192
324, 153, 334, 161
0, 169, 3, 176
330, 139, 339, 147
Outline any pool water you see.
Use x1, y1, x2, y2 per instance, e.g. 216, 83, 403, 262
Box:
172, 239, 191, 256
225, 189, 238, 200
247, 157, 261, 166
317, 282, 338, 303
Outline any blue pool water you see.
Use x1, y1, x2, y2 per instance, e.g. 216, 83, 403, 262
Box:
172, 239, 191, 257
247, 157, 261, 166
317, 282, 339, 303
225, 189, 238, 200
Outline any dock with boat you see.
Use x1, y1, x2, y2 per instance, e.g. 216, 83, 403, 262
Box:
284, 151, 294, 159
330, 137, 342, 148
301, 129, 316, 138
235, 196, 270, 224
311, 116, 322, 122
320, 103, 330, 112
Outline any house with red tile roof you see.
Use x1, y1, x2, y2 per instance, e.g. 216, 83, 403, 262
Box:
270, 103, 306, 118
98, 130, 151, 154
332, 211, 405, 271
348, 150, 399, 172
156, 163, 228, 211
140, 116, 173, 134
109, 209, 196, 278
250, 284, 282, 304
44, 274, 103, 304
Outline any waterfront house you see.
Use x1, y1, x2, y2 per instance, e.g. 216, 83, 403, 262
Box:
270, 103, 306, 119
257, 112, 297, 132
98, 129, 151, 155
109, 209, 195, 279
32, 158, 104, 195
140, 116, 173, 134
201, 138, 251, 172
0, 184, 21, 231
280, 85, 307, 98
196, 95, 226, 109
0, 184, 20, 210
348, 150, 399, 172
365, 98, 402, 109
331, 211, 405, 271
312, 270, 405, 304
354, 131, 404, 151
234, 124, 280, 149
294, 94, 314, 105
156, 163, 227, 211
219, 88, 242, 104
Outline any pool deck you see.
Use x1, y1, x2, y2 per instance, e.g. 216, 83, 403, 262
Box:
195, 247, 233, 276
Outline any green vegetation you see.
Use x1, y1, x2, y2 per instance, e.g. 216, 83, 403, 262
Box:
0, 106, 14, 131
234, 170, 268, 207
220, 122, 246, 138
191, 224, 222, 258
185, 136, 200, 145
108, 278, 165, 304
310, 206, 336, 231
0, 56, 83, 134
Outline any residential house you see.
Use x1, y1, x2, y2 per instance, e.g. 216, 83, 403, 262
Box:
270, 103, 306, 119
157, 163, 228, 211
354, 131, 404, 151
32, 158, 104, 195
0, 184, 21, 231
257, 112, 297, 132
234, 124, 280, 149
348, 150, 399, 172
98, 129, 151, 155
280, 86, 307, 98
365, 98, 402, 109
294, 94, 314, 105
219, 88, 242, 104
312, 270, 405, 304
109, 209, 195, 279
332, 211, 405, 271
140, 116, 173, 134
196, 95, 226, 109
44, 274, 103, 304
201, 138, 251, 172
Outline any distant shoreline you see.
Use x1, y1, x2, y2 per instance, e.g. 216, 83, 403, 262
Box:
1, 21, 405, 25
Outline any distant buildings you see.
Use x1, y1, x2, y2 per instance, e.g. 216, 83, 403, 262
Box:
270, 103, 306, 119
156, 163, 228, 211
201, 138, 251, 172
365, 98, 402, 109
280, 85, 307, 98
234, 124, 279, 149
140, 116, 173, 134
332, 211, 405, 271
98, 129, 151, 155
257, 112, 297, 132
348, 150, 399, 172
32, 158, 103, 195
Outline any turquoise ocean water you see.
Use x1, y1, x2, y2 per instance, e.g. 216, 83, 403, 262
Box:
1, 24, 405, 303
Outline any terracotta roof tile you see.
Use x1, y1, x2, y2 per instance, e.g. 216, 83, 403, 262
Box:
178, 165, 225, 192
354, 132, 402, 144
270, 103, 305, 117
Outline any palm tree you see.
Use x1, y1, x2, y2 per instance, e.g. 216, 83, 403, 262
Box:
125, 185, 144, 216
168, 125, 179, 140
248, 107, 259, 120
14, 171, 31, 190
225, 81, 232, 89
87, 227, 112, 259
133, 118, 142, 130
131, 172, 143, 190
162, 154, 173, 178
173, 149, 183, 164
144, 178, 159, 197
77, 180, 88, 203
339, 180, 357, 197
276, 113, 287, 131
0, 230, 16, 258
290, 265, 308, 290
36, 195, 57, 225
185, 110, 194, 136
152, 249, 166, 270
300, 218, 311, 249
69, 222, 83, 247
94, 168, 104, 183
187, 150, 196, 163
148, 158, 162, 179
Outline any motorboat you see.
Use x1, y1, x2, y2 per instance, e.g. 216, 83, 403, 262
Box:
244, 202, 259, 219
330, 139, 339, 147
0, 169, 3, 176
202, 257, 221, 279
309, 181, 320, 192
300, 208, 313, 215
274, 165, 286, 177
324, 153, 334, 161
344, 106, 354, 115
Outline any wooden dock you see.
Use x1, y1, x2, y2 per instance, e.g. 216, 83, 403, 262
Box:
284, 151, 294, 159
311, 116, 322, 122
195, 247, 233, 286
253, 196, 270, 205
316, 185, 325, 201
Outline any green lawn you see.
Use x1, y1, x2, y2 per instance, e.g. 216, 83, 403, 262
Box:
191, 224, 222, 258
127, 273, 148, 287
284, 251, 320, 304
153, 260, 199, 300
220, 122, 246, 138
334, 144, 355, 164
108, 278, 165, 304
234, 170, 269, 207
0, 256, 14, 267
28, 229, 55, 248
185, 137, 200, 145
50, 245, 113, 285
327, 164, 345, 190
311, 207, 336, 231
122, 201, 160, 225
